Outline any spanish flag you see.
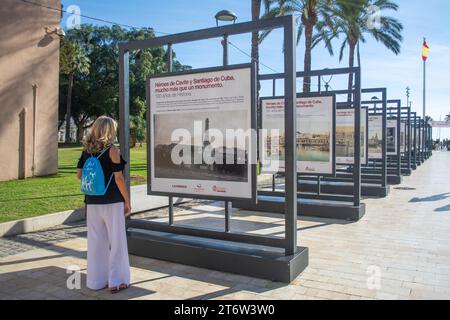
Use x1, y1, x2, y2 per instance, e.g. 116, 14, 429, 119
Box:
422, 39, 429, 61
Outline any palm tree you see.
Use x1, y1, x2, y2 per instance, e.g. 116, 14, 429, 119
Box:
261, 0, 337, 93
445, 113, 450, 123
333, 0, 403, 97
251, 0, 272, 92
60, 38, 90, 143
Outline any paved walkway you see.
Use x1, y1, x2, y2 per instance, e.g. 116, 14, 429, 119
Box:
1, 152, 449, 300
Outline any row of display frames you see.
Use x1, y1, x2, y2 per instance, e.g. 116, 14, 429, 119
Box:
234, 94, 433, 222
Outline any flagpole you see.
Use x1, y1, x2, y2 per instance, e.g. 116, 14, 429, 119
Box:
423, 37, 427, 120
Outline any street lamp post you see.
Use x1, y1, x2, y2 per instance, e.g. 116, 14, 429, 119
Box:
406, 87, 410, 108
214, 10, 237, 232
215, 10, 237, 67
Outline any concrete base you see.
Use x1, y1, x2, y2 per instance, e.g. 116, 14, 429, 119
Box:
127, 228, 309, 283
387, 175, 403, 185
234, 195, 365, 221
401, 169, 412, 176
297, 180, 389, 198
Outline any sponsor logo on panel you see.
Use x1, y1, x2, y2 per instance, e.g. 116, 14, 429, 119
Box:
212, 185, 226, 193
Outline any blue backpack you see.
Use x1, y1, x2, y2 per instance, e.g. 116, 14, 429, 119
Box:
81, 146, 113, 196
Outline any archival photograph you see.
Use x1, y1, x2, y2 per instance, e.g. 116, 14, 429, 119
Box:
297, 120, 331, 162
368, 116, 383, 157
387, 127, 396, 153
336, 126, 355, 158
153, 110, 249, 182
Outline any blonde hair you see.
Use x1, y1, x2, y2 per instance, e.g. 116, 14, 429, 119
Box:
83, 116, 118, 154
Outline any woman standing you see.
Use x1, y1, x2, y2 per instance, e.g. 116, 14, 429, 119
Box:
76, 116, 131, 293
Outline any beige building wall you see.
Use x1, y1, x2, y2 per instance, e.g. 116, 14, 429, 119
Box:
0, 0, 60, 181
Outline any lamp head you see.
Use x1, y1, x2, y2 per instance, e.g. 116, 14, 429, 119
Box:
215, 10, 238, 26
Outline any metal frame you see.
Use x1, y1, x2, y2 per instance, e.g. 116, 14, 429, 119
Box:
411, 112, 418, 167
145, 63, 258, 202
399, 105, 412, 175
251, 67, 364, 215
361, 88, 388, 189
119, 15, 301, 261
259, 92, 337, 177
386, 100, 402, 182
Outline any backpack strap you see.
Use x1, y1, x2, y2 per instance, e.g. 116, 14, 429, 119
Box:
97, 144, 112, 159
104, 172, 114, 193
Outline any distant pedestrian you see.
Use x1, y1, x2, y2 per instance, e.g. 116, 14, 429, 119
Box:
76, 116, 131, 293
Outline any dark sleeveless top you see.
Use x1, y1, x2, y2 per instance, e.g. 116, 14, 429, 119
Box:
77, 146, 127, 205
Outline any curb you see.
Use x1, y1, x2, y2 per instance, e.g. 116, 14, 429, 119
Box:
0, 208, 86, 238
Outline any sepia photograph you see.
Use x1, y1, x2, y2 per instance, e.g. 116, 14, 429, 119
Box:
368, 116, 383, 157
387, 127, 396, 153
297, 120, 331, 162
336, 126, 355, 158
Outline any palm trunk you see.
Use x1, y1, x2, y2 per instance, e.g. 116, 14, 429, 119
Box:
251, 0, 261, 93
65, 73, 74, 143
303, 22, 314, 93
347, 41, 356, 102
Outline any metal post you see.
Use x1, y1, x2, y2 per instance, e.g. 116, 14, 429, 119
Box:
221, 35, 231, 231
283, 16, 297, 256
169, 196, 174, 225
423, 57, 426, 120
396, 102, 401, 178
222, 34, 229, 66
167, 43, 173, 72
353, 69, 361, 206
225, 201, 230, 232
167, 44, 175, 225
381, 89, 387, 188
418, 119, 422, 162
412, 113, 417, 166
317, 176, 321, 196
407, 106, 411, 171
119, 49, 131, 196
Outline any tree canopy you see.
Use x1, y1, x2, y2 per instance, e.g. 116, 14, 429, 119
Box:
59, 24, 191, 142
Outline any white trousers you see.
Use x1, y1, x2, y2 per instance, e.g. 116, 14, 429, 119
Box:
86, 202, 130, 290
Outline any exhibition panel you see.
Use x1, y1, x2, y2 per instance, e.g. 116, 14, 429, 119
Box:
260, 93, 336, 176
147, 64, 256, 201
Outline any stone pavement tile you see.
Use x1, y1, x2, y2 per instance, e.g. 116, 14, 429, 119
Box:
374, 292, 402, 300
342, 287, 377, 299
401, 281, 436, 293
258, 285, 298, 300
409, 288, 450, 300
297, 279, 341, 292
129, 292, 175, 300
314, 289, 352, 300
293, 293, 323, 300
209, 291, 260, 300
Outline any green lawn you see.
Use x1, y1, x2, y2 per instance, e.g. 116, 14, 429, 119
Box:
0, 145, 148, 223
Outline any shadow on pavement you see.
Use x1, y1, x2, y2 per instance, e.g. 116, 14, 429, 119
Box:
409, 193, 450, 203
435, 204, 450, 212
0, 265, 155, 300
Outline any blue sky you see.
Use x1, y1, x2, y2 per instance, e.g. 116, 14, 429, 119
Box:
60, 0, 450, 139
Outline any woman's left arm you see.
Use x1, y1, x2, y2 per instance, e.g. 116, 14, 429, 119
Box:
76, 152, 84, 179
